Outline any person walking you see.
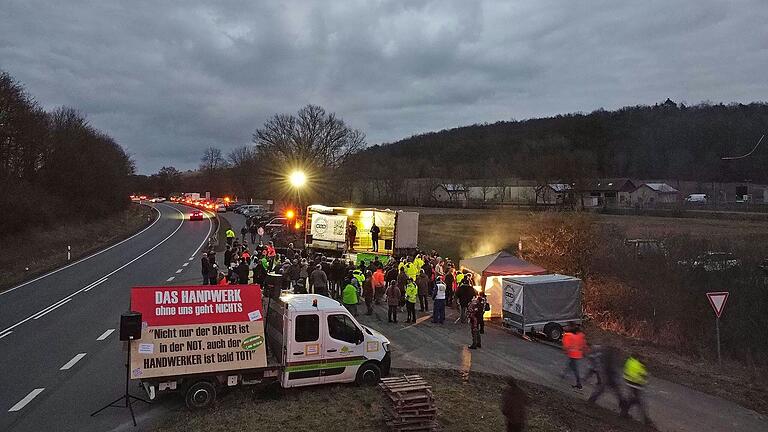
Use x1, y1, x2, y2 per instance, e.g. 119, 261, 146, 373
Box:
587, 345, 625, 409
404, 278, 418, 323
562, 325, 586, 390
236, 259, 250, 284
201, 252, 211, 285
225, 228, 236, 246
501, 377, 528, 432
309, 264, 328, 296
432, 277, 447, 324
416, 270, 430, 312
342, 278, 359, 316
621, 354, 652, 425
240, 225, 248, 242
386, 281, 400, 323
370, 221, 380, 252
456, 279, 475, 323
468, 294, 482, 349
362, 272, 374, 315
249, 223, 257, 244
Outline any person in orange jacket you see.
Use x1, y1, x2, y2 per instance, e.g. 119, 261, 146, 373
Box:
561, 324, 586, 389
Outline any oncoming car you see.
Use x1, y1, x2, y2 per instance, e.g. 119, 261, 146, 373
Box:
189, 210, 204, 221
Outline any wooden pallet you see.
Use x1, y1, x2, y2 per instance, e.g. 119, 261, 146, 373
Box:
380, 375, 440, 432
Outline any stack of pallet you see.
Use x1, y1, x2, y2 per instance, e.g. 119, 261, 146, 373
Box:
379, 374, 439, 432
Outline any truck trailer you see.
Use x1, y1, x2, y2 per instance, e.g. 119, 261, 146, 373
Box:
501, 274, 582, 341
129, 286, 391, 409
304, 205, 418, 257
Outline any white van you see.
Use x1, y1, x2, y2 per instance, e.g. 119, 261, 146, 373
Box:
685, 193, 708, 204
139, 294, 391, 408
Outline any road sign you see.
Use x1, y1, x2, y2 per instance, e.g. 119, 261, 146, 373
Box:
257, 227, 265, 236
706, 292, 729, 318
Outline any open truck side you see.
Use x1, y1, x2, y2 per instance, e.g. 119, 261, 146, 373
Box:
129, 286, 390, 409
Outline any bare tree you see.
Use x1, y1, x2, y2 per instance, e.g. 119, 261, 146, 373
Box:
200, 146, 227, 173
252, 104, 365, 171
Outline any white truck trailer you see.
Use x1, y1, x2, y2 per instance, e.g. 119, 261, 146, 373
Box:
129, 286, 391, 409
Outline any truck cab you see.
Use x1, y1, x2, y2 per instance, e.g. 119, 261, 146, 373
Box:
266, 294, 391, 388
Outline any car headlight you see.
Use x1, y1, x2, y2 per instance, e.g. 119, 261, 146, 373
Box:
382, 342, 390, 352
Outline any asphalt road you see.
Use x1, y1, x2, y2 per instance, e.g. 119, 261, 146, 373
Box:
0, 203, 214, 432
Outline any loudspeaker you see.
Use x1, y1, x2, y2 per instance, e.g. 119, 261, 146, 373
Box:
119, 311, 142, 341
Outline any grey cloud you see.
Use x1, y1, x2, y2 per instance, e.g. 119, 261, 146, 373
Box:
2, 0, 767, 173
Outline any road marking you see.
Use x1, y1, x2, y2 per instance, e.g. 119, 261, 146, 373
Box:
82, 277, 108, 292
175, 269, 183, 274
1, 206, 161, 297
0, 331, 12, 339
399, 314, 432, 331
0, 204, 192, 337
182, 262, 189, 267
33, 298, 71, 320
60, 353, 87, 370
188, 257, 194, 261
8, 388, 45, 412
166, 276, 175, 282
96, 329, 115, 341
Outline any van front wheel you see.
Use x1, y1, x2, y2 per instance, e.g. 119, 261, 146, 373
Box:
355, 362, 381, 386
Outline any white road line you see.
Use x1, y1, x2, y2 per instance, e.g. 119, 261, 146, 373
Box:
33, 299, 71, 320
0, 205, 190, 337
1, 206, 161, 297
59, 353, 87, 370
188, 257, 194, 261
29, 297, 71, 320
175, 269, 183, 274
182, 262, 189, 267
8, 388, 45, 412
166, 276, 175, 282
82, 277, 108, 292
96, 329, 115, 341
0, 331, 12, 339
399, 314, 433, 331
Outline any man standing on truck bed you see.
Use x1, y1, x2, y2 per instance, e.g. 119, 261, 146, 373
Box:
347, 220, 357, 251
370, 220, 380, 252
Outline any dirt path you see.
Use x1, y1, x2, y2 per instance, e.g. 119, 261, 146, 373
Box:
356, 304, 768, 432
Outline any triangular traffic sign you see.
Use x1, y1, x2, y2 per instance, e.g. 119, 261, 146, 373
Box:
706, 292, 729, 318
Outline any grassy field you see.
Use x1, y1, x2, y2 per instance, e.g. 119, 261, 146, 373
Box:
415, 207, 768, 261
0, 203, 155, 291
155, 368, 653, 432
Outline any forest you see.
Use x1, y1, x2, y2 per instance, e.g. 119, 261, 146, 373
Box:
352, 99, 768, 184
0, 71, 134, 236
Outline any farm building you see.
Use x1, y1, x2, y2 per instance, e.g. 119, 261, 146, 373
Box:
536, 183, 573, 205
433, 184, 468, 202
630, 183, 679, 206
587, 178, 637, 207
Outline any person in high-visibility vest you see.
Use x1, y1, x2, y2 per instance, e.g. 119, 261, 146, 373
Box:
561, 325, 586, 389
225, 228, 236, 246
404, 279, 418, 323
352, 269, 365, 296
621, 355, 651, 425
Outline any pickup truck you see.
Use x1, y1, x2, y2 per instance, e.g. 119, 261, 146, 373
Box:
129, 287, 391, 409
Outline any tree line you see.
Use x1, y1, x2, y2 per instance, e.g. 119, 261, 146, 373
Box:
0, 71, 134, 236
352, 99, 768, 184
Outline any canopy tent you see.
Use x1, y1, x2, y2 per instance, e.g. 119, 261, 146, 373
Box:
459, 251, 547, 318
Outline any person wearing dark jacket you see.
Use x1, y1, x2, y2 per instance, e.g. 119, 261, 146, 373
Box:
587, 345, 625, 409
309, 264, 329, 296
207, 254, 219, 285
224, 246, 233, 268
240, 225, 248, 241
237, 260, 250, 284
201, 253, 211, 285
456, 280, 475, 323
415, 270, 431, 312
362, 272, 375, 315
385, 281, 401, 323
501, 377, 528, 432
444, 270, 455, 307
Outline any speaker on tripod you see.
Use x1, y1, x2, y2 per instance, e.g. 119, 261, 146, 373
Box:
91, 311, 150, 426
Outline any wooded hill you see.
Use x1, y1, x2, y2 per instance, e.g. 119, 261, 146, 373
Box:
352, 100, 768, 183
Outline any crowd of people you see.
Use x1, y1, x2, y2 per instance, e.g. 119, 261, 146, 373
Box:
201, 227, 652, 429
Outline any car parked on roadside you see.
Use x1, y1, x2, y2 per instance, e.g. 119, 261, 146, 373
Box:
679, 251, 741, 272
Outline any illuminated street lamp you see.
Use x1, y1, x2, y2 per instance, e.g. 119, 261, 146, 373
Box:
289, 170, 307, 188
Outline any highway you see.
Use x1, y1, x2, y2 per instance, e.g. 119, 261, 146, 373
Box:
0, 203, 213, 432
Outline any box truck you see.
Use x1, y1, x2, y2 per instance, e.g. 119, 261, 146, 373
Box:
501, 274, 582, 341
304, 205, 418, 257
129, 286, 391, 409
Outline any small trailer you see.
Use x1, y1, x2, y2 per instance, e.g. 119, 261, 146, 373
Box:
129, 286, 391, 409
501, 274, 582, 341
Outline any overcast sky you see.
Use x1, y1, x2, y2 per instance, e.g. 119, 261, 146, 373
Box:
2, 0, 767, 173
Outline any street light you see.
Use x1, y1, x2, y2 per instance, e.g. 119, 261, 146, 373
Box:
289, 170, 307, 188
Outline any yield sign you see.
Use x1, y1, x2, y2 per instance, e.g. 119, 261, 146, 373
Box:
706, 292, 729, 318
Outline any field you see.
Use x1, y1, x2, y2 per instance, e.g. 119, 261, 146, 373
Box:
155, 368, 654, 432
0, 204, 155, 291
413, 207, 768, 261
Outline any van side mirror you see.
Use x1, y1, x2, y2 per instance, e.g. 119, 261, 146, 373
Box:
356, 329, 364, 345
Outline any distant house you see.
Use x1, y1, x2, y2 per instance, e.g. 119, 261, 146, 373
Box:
467, 186, 505, 202
433, 184, 468, 202
587, 178, 637, 207
631, 183, 679, 206
536, 183, 572, 205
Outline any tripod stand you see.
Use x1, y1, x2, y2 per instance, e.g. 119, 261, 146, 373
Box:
91, 338, 150, 426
